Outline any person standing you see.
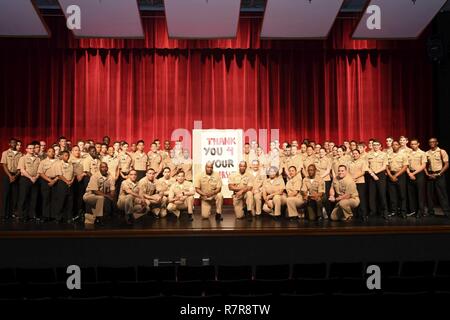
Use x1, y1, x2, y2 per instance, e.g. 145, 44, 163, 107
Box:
148, 142, 163, 178
37, 147, 59, 221
367, 140, 389, 219
425, 137, 450, 217
1, 138, 22, 221
132, 140, 148, 181
69, 146, 86, 220
406, 139, 427, 218
17, 143, 41, 222
386, 141, 408, 218
194, 162, 224, 220
348, 149, 369, 221
52, 151, 74, 223
180, 149, 193, 181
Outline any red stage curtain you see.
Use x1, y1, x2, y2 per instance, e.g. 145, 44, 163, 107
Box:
0, 15, 433, 149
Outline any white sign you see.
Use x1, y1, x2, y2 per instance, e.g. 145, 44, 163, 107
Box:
192, 129, 243, 198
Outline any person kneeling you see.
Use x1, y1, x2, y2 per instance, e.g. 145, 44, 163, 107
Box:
228, 161, 254, 219
117, 170, 145, 224
83, 162, 115, 225
262, 166, 286, 218
329, 165, 360, 222
167, 171, 195, 220
301, 164, 325, 221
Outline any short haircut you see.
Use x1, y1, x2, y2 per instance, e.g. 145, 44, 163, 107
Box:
137, 140, 145, 145
338, 164, 348, 170
60, 150, 70, 157
288, 166, 297, 171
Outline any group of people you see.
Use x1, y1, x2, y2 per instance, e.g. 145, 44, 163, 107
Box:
1, 135, 449, 225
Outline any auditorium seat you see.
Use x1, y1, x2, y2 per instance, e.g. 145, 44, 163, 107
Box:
177, 266, 216, 281
55, 266, 97, 283
217, 265, 252, 280
294, 279, 332, 295
137, 266, 176, 282
22, 282, 65, 300
383, 276, 432, 294
435, 260, 450, 277
329, 262, 364, 279
365, 261, 400, 278
0, 283, 22, 300
162, 280, 205, 297
433, 274, 450, 294
400, 261, 435, 277
216, 279, 254, 296
254, 264, 290, 280
97, 266, 136, 282
63, 282, 112, 299
253, 279, 294, 295
112, 281, 162, 298
0, 268, 16, 284
16, 268, 56, 284
292, 263, 327, 279
332, 278, 377, 296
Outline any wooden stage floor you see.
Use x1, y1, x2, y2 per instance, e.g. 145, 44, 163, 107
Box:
1, 206, 450, 238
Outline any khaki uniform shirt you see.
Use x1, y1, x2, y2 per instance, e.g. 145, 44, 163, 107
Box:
180, 159, 193, 181
82, 155, 100, 175
132, 151, 148, 171
348, 158, 368, 184
118, 152, 132, 173
137, 177, 157, 196
103, 155, 119, 177
262, 176, 285, 195
408, 149, 427, 171
303, 155, 319, 172
69, 155, 84, 176
426, 148, 449, 172
250, 170, 266, 193
1, 149, 22, 173
148, 152, 162, 172
37, 158, 58, 178
169, 181, 195, 199
194, 172, 222, 193
301, 176, 325, 195
289, 154, 304, 173
53, 160, 74, 181
388, 152, 408, 172
316, 156, 332, 181
18, 154, 40, 177
119, 178, 139, 200
367, 151, 388, 173
228, 171, 253, 194
332, 175, 359, 199
157, 177, 175, 195
85, 172, 115, 194
286, 174, 302, 198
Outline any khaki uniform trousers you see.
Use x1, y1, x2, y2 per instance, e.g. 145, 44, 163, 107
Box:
167, 196, 194, 217
286, 196, 304, 217
330, 198, 360, 221
233, 191, 254, 218
200, 193, 223, 218
263, 194, 287, 216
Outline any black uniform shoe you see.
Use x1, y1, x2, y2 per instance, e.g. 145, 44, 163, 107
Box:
215, 213, 223, 221
187, 214, 194, 221
94, 217, 104, 226
125, 214, 134, 225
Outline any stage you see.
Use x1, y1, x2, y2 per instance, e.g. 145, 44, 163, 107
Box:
0, 206, 449, 238
1, 206, 450, 269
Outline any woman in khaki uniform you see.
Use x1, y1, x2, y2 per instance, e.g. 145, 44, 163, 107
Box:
348, 149, 369, 221
262, 166, 286, 217
285, 166, 303, 219
156, 167, 175, 217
